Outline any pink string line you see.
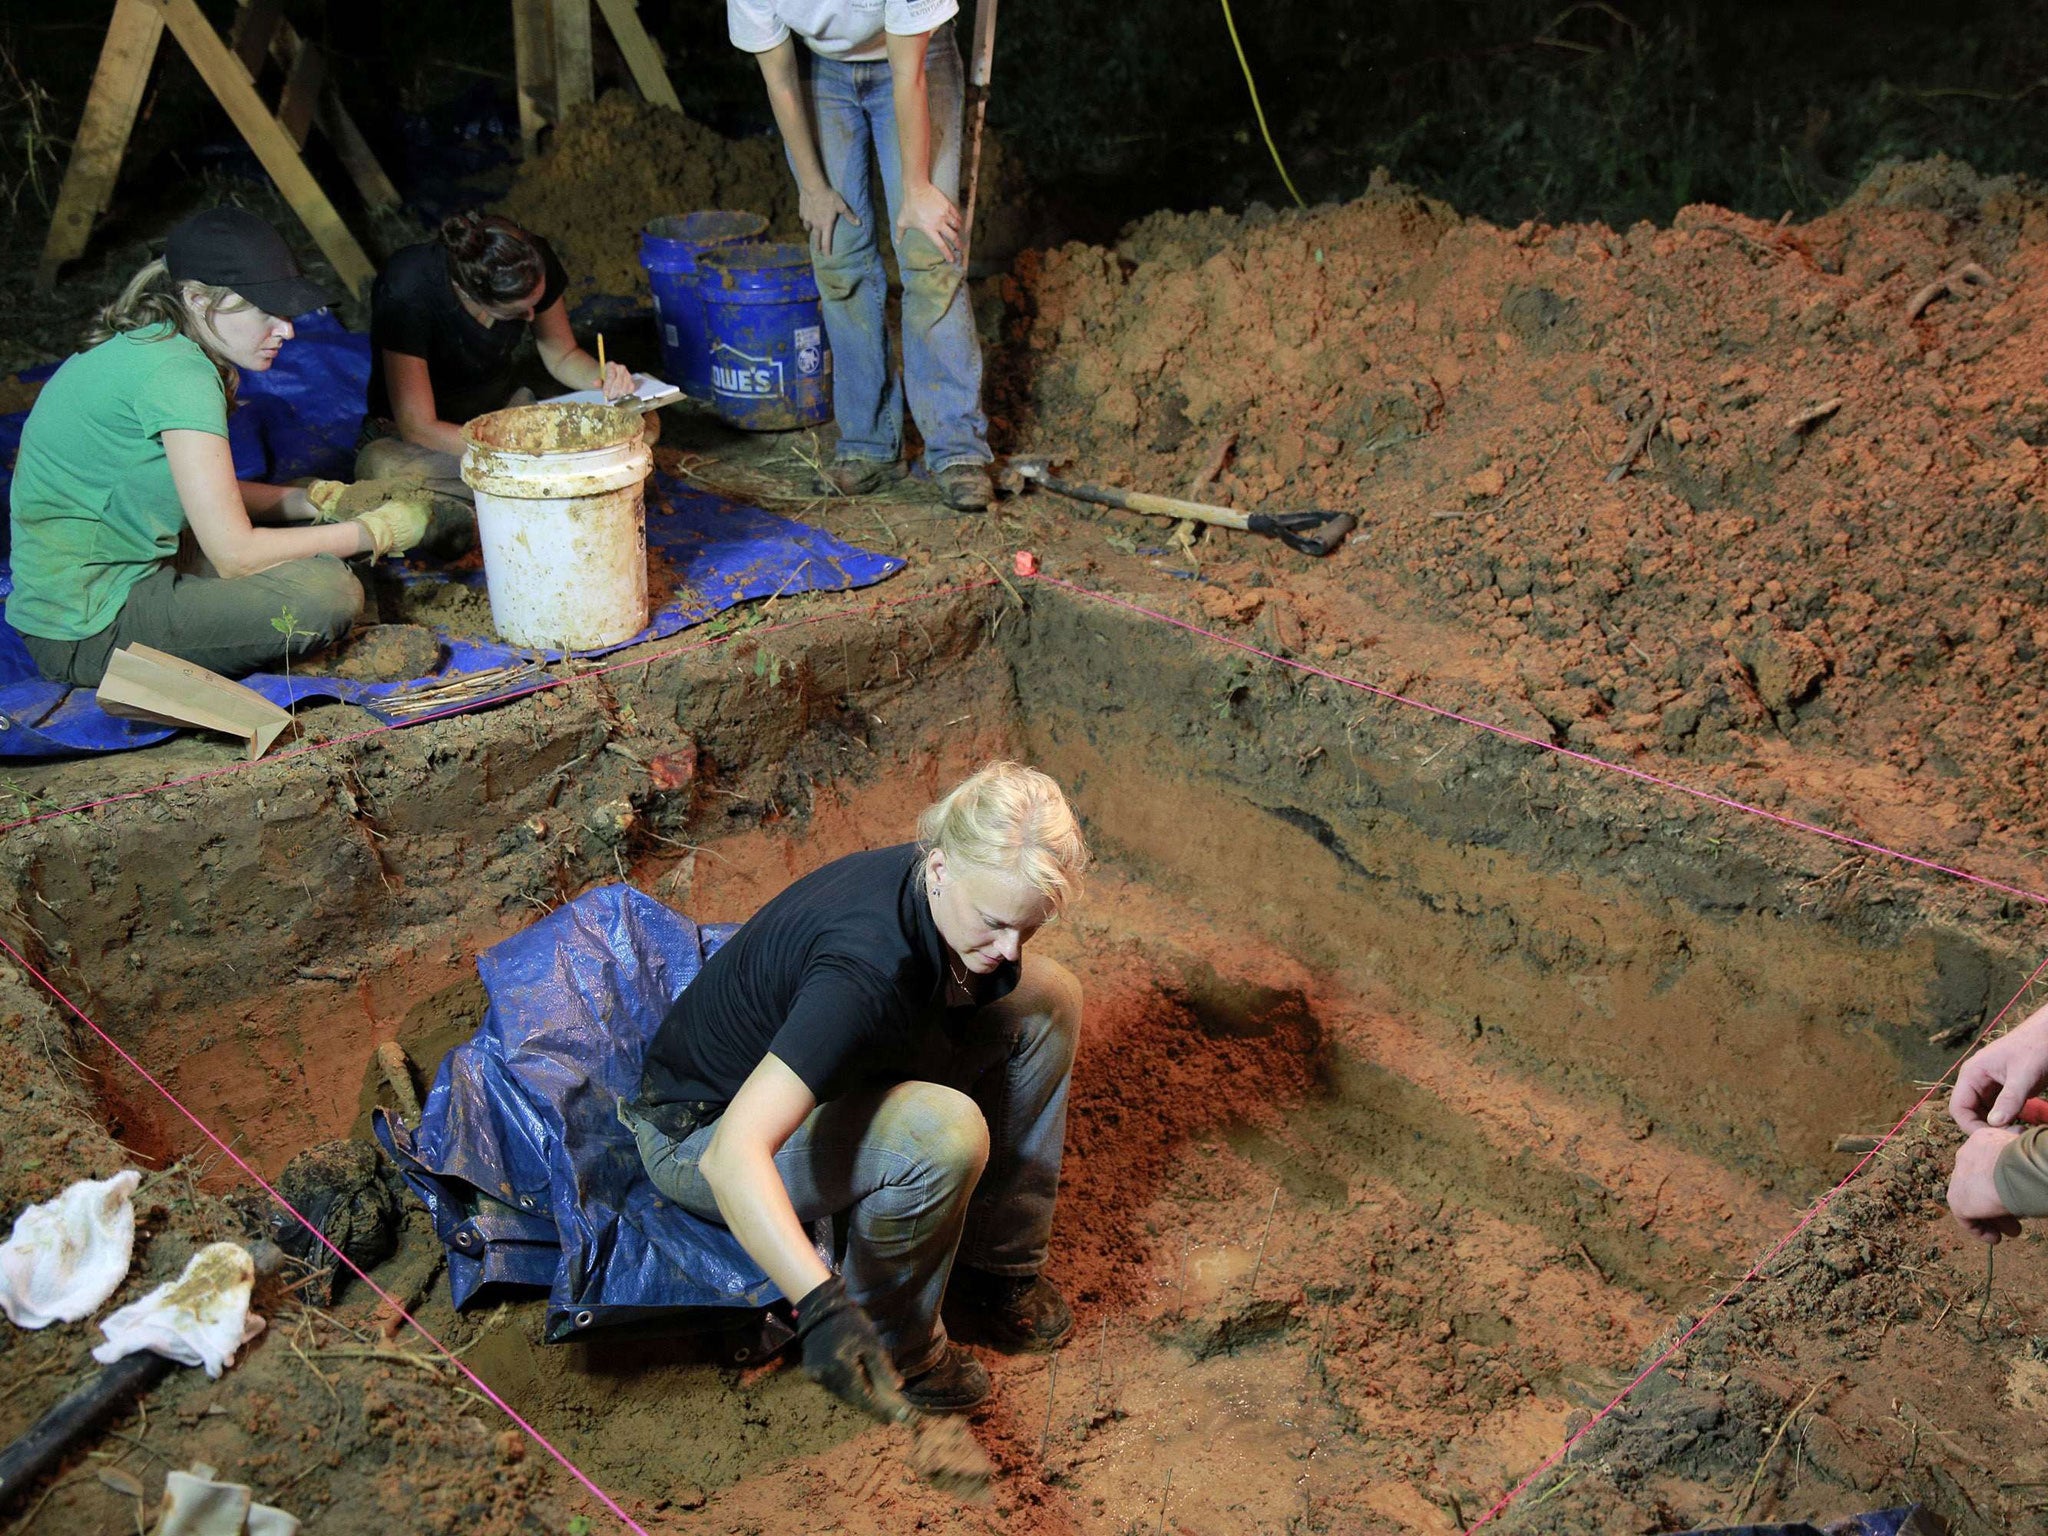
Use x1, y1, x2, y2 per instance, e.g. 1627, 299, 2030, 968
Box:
1026, 573, 2048, 909
0, 579, 999, 841
0, 934, 654, 1536
1457, 942, 2048, 1534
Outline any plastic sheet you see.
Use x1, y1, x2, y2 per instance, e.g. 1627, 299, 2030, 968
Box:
378, 885, 827, 1339
0, 316, 900, 757
1673, 1505, 1937, 1536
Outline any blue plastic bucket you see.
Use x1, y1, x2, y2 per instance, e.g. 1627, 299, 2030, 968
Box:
698, 243, 832, 432
639, 212, 767, 402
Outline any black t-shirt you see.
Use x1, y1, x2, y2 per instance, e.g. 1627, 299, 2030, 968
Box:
364, 236, 569, 424
637, 843, 1020, 1112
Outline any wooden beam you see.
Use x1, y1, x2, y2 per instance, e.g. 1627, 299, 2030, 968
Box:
153, 0, 375, 297
314, 93, 401, 210
275, 43, 325, 148
260, 13, 400, 209
552, 0, 594, 117
511, 0, 554, 158
593, 0, 680, 111
37, 0, 164, 289
229, 0, 283, 77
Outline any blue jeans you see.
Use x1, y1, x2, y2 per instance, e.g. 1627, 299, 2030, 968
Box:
629, 953, 1080, 1376
798, 24, 991, 473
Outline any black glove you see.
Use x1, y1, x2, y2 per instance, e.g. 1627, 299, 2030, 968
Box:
793, 1274, 909, 1422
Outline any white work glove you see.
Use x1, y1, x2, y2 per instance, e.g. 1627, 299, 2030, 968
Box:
354, 496, 430, 559
302, 479, 349, 521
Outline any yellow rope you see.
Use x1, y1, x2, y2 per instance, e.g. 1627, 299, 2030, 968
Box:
1218, 0, 1307, 209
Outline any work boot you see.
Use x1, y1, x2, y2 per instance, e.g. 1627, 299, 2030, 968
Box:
900, 1341, 992, 1413
943, 1268, 1073, 1353
935, 462, 993, 512
815, 457, 897, 497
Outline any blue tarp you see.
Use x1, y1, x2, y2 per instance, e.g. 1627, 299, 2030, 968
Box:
376, 884, 828, 1341
1674, 1506, 1933, 1536
0, 314, 900, 758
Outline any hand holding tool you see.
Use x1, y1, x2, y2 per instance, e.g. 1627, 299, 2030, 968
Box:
793, 1274, 911, 1422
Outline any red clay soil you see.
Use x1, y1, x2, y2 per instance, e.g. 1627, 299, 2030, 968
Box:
998, 156, 2048, 858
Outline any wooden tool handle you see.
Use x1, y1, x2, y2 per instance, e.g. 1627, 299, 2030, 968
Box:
1117, 488, 1253, 529
1041, 475, 1251, 530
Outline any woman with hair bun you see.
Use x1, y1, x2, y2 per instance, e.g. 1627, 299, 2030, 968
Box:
624, 761, 1091, 1420
356, 212, 636, 530
7, 207, 425, 687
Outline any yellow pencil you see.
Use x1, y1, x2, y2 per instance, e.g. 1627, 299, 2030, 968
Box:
596, 333, 607, 393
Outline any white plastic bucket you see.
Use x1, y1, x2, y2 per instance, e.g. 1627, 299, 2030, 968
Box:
460, 403, 653, 651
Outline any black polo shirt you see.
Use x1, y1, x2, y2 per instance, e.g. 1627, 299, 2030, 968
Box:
364, 236, 569, 424
637, 843, 1020, 1113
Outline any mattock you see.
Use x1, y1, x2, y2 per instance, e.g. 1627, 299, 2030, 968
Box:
1009, 456, 1356, 557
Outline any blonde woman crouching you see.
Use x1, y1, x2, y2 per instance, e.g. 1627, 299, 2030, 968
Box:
7, 207, 429, 687
623, 761, 1091, 1417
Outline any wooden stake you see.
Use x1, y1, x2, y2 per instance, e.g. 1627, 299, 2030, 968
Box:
154, 0, 374, 295
1037, 1352, 1058, 1460
551, 0, 594, 117
511, 0, 554, 158
1092, 1316, 1108, 1411
958, 0, 999, 271
37, 0, 164, 289
1246, 1184, 1281, 1297
592, 0, 681, 110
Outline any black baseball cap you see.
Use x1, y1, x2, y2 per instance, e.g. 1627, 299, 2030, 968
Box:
165, 206, 333, 318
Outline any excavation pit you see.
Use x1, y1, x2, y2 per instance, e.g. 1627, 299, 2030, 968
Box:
3, 583, 2045, 1534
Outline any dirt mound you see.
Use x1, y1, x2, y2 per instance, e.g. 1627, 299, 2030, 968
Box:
501, 92, 1044, 304
500, 92, 802, 302
999, 157, 2048, 839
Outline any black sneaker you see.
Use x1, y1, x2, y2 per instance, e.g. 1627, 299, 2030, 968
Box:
900, 1342, 992, 1413
943, 1268, 1074, 1353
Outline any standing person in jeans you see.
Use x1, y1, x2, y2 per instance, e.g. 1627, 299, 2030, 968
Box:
622, 762, 1088, 1415
7, 207, 426, 687
731, 0, 995, 511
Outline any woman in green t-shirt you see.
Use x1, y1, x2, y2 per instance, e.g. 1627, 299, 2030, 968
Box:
7, 207, 429, 688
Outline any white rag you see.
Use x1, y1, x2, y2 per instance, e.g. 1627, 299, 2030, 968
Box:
0, 1169, 142, 1329
153, 1465, 300, 1536
93, 1242, 266, 1379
